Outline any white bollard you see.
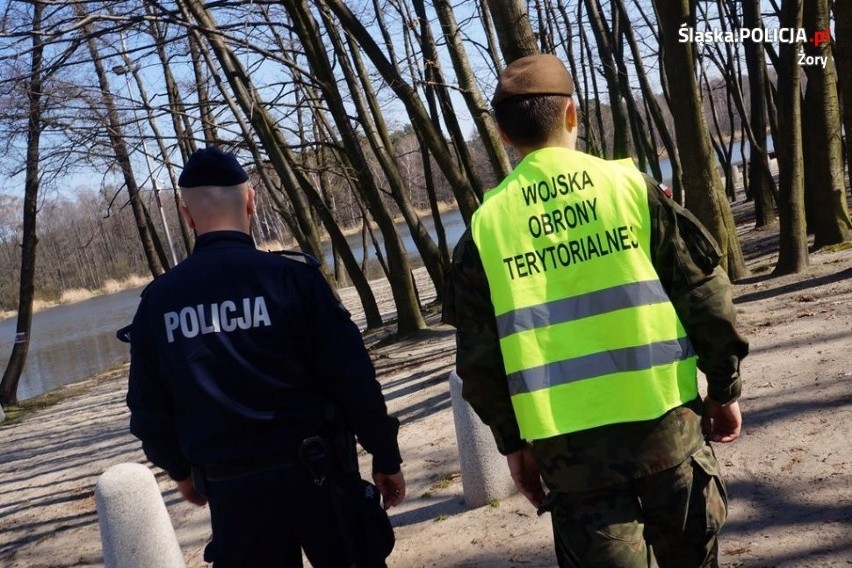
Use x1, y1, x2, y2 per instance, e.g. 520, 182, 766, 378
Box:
95, 463, 186, 568
448, 371, 517, 508
0, 403, 5, 425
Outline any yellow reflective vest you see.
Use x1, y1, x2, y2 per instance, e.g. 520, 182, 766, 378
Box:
470, 147, 698, 440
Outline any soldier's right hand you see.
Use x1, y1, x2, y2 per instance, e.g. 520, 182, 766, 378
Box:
703, 398, 742, 443
373, 470, 406, 509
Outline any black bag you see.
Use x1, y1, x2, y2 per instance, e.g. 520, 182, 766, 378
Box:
331, 473, 395, 566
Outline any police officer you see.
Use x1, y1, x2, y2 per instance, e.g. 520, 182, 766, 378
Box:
126, 147, 405, 567
443, 54, 748, 567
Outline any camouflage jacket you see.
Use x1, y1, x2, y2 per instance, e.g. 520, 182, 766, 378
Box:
442, 174, 749, 493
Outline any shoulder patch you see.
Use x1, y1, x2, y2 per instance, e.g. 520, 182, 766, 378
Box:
657, 183, 673, 199
268, 249, 321, 268
116, 323, 133, 344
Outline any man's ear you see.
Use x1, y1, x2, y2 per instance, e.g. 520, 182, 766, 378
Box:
246, 187, 256, 216
565, 99, 578, 132
179, 205, 195, 229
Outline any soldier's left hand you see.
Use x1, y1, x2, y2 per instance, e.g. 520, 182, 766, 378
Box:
506, 445, 546, 508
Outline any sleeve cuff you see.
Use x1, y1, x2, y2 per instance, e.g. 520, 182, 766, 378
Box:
490, 420, 526, 456
372, 456, 402, 475
166, 464, 191, 482
707, 375, 742, 405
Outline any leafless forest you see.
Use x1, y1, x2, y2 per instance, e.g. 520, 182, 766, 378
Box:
1, 0, 850, 403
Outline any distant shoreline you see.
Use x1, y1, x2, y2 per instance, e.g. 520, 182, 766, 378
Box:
0, 274, 151, 323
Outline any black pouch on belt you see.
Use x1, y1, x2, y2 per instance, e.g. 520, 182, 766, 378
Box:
331, 472, 395, 565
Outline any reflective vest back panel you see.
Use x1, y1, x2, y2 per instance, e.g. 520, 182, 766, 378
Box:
470, 147, 698, 440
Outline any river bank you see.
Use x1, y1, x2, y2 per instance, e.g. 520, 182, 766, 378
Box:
1, 195, 851, 567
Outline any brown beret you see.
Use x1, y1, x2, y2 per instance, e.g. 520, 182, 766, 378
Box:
492, 54, 575, 107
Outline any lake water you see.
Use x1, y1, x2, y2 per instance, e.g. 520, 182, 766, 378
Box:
0, 286, 143, 402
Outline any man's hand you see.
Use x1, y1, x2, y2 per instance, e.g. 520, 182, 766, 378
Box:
506, 445, 546, 508
373, 470, 406, 510
176, 477, 207, 507
703, 398, 742, 443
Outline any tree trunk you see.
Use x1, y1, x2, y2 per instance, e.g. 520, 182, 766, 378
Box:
484, 0, 539, 62
585, 0, 631, 159
74, 3, 164, 279
551, 0, 601, 156
774, 0, 809, 275
578, 2, 608, 158
189, 31, 219, 147
615, 0, 682, 193
802, 0, 852, 247
147, 10, 194, 254
835, 2, 852, 189
1, 2, 44, 406
404, 0, 485, 203
742, 0, 778, 228
433, 0, 511, 179
655, 0, 747, 280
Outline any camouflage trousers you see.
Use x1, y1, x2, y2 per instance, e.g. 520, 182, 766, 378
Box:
544, 443, 727, 568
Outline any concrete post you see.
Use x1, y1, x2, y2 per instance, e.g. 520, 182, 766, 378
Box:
448, 371, 517, 508
0, 403, 5, 425
95, 463, 186, 568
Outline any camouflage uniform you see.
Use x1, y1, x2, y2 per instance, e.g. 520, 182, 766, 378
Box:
443, 175, 748, 568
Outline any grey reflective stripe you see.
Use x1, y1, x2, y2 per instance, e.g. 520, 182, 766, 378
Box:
507, 337, 695, 396
496, 280, 671, 339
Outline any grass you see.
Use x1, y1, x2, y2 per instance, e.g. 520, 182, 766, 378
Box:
819, 241, 852, 253
430, 472, 460, 490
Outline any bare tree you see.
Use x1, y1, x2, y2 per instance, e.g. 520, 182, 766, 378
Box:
322, 0, 481, 221
0, 1, 45, 405
319, 2, 446, 296
774, 0, 809, 275
655, 0, 747, 280
802, 0, 852, 247
74, 2, 166, 277
584, 0, 631, 159
742, 0, 779, 228
285, 0, 427, 334
433, 0, 511, 179
835, 2, 852, 185
484, 0, 538, 62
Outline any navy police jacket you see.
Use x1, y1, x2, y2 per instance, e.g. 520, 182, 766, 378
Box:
126, 231, 401, 481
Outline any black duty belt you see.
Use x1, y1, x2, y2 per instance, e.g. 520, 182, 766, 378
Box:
197, 455, 297, 483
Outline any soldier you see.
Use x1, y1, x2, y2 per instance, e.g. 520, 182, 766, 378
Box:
126, 147, 405, 567
443, 54, 748, 567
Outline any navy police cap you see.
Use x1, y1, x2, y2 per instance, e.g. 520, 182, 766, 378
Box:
178, 147, 249, 188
